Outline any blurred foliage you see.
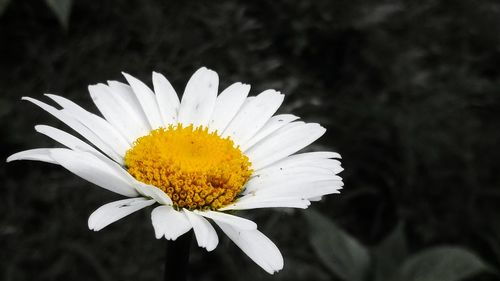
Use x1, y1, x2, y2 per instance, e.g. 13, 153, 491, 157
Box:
395, 247, 492, 281
0, 0, 10, 16
0, 0, 71, 27
305, 210, 370, 281
44, 0, 72, 28
1, 0, 500, 280
305, 210, 492, 281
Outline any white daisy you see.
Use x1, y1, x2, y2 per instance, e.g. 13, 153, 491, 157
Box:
7, 67, 343, 274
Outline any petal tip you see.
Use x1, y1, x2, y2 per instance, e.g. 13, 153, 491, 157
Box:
121, 72, 133, 81
33, 124, 44, 132
43, 93, 58, 100
5, 155, 15, 162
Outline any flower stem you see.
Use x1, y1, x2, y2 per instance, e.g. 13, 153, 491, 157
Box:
164, 231, 192, 281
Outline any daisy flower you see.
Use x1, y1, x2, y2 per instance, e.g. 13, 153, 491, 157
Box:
7, 67, 343, 274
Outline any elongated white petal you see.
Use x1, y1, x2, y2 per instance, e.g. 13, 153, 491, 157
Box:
215, 221, 283, 274
309, 196, 323, 201
256, 151, 341, 173
133, 182, 173, 205
151, 206, 192, 240
222, 90, 284, 145
152, 71, 180, 126
88, 84, 139, 142
284, 151, 342, 160
49, 148, 138, 197
220, 196, 310, 211
193, 210, 257, 230
60, 109, 129, 159
244, 176, 342, 194
107, 80, 151, 135
306, 159, 343, 173
184, 210, 218, 251
45, 94, 130, 159
208, 82, 250, 133
178, 67, 219, 127
22, 97, 123, 164
254, 180, 342, 199
255, 159, 343, 176
246, 122, 326, 170
88, 198, 155, 231
245, 169, 342, 194
122, 73, 163, 129
254, 166, 339, 180
241, 114, 299, 151
35, 125, 101, 155
6, 148, 57, 164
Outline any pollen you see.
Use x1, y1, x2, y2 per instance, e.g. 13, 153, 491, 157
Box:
124, 124, 252, 210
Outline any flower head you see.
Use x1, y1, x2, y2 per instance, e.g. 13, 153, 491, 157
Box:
7, 67, 343, 274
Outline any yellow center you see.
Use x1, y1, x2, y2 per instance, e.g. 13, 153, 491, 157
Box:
124, 124, 252, 210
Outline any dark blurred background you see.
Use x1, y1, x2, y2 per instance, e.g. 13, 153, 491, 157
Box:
1, 1, 500, 280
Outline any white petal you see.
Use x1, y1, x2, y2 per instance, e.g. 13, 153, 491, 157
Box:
254, 166, 340, 180
222, 90, 284, 146
253, 180, 342, 199
35, 125, 101, 155
122, 73, 163, 129
49, 148, 139, 197
193, 210, 257, 230
208, 82, 250, 133
88, 84, 141, 142
107, 80, 151, 134
133, 181, 173, 205
215, 221, 283, 274
152, 71, 180, 126
88, 197, 155, 231
178, 67, 219, 127
284, 151, 342, 160
241, 114, 299, 151
244, 168, 342, 194
45, 94, 131, 159
246, 122, 326, 170
309, 196, 323, 201
6, 148, 57, 164
257, 151, 341, 172
151, 206, 192, 240
220, 196, 310, 211
22, 97, 123, 164
184, 210, 219, 251
255, 158, 343, 176
60, 107, 130, 157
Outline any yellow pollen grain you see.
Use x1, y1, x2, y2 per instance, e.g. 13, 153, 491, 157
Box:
124, 124, 252, 210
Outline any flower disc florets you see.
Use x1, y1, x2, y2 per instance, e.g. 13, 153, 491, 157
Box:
124, 124, 252, 210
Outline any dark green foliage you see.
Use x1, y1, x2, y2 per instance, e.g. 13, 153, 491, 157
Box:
44, 0, 72, 28
305, 210, 492, 281
395, 247, 492, 281
1, 0, 500, 280
0, 0, 10, 16
373, 222, 408, 281
305, 210, 370, 281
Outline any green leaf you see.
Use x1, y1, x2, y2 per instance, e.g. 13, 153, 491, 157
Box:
395, 247, 491, 281
373, 222, 408, 281
276, 258, 331, 281
304, 210, 371, 281
45, 0, 72, 28
0, 0, 10, 16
